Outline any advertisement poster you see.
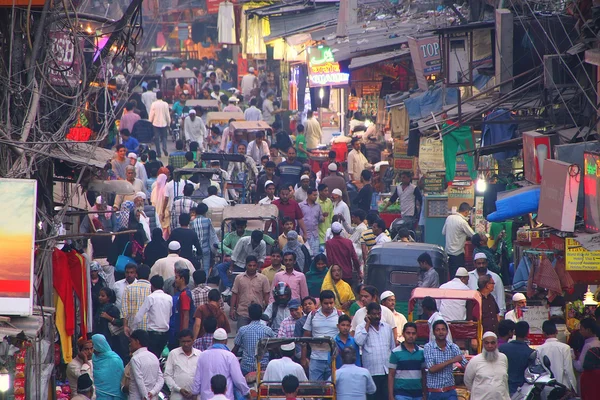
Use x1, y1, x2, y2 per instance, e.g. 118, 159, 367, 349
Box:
307, 46, 349, 87
0, 179, 36, 315
565, 237, 600, 271
418, 138, 445, 173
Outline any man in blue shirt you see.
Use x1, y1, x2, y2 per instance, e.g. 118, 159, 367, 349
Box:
120, 129, 139, 154
336, 347, 376, 400
335, 314, 360, 369
277, 147, 304, 188
499, 321, 534, 395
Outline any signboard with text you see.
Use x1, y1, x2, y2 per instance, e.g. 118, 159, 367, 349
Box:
48, 32, 85, 88
307, 46, 349, 87
566, 237, 600, 271
408, 36, 442, 91
584, 151, 600, 232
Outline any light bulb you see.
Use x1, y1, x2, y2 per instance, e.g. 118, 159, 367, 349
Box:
476, 178, 487, 193
0, 368, 10, 392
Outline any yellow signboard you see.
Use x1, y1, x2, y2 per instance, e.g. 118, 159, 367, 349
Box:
565, 238, 600, 271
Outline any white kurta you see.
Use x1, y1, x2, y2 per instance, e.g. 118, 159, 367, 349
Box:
183, 116, 207, 150
463, 352, 510, 400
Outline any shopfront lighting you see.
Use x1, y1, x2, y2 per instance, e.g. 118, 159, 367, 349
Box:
476, 177, 487, 193
0, 368, 9, 392
319, 88, 324, 99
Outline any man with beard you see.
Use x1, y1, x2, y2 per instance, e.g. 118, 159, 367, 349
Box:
468, 253, 506, 315
464, 332, 510, 400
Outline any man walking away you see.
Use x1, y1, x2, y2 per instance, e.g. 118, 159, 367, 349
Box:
264, 342, 308, 382
232, 303, 275, 375
464, 332, 510, 400
132, 275, 173, 358
129, 329, 164, 400
282, 375, 301, 400
424, 320, 468, 400
209, 374, 228, 400
336, 348, 377, 400
442, 202, 474, 277
149, 91, 171, 158
164, 329, 201, 400
536, 320, 577, 392
499, 321, 534, 395
437, 267, 470, 321
354, 302, 395, 400
388, 322, 426, 400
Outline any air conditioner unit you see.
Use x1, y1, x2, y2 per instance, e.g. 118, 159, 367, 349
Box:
543, 54, 576, 89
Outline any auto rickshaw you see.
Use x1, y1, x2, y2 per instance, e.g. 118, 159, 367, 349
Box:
206, 111, 245, 128
365, 242, 449, 316
161, 69, 198, 102
229, 120, 274, 145
255, 337, 337, 400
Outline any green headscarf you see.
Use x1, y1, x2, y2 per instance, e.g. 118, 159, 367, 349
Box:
305, 253, 329, 297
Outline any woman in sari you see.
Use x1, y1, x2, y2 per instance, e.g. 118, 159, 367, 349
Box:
144, 228, 168, 268
471, 233, 502, 275
305, 254, 329, 298
150, 171, 169, 238
92, 334, 125, 399
321, 264, 355, 313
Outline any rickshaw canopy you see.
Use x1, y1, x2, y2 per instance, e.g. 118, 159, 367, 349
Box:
221, 204, 278, 222
230, 121, 273, 132
255, 337, 337, 361
408, 288, 482, 320
163, 70, 196, 80
206, 112, 245, 125
186, 99, 219, 109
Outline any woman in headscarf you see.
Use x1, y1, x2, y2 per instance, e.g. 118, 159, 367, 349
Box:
144, 227, 168, 268
92, 334, 125, 399
151, 171, 169, 238
305, 254, 329, 297
282, 230, 311, 272
93, 287, 122, 355
321, 264, 355, 313
471, 233, 502, 275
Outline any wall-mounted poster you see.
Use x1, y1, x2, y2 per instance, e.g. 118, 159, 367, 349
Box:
0, 179, 36, 315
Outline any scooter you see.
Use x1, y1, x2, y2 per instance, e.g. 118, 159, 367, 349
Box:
511, 352, 573, 400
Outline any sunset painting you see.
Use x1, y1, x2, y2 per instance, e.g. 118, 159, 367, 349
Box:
0, 179, 36, 301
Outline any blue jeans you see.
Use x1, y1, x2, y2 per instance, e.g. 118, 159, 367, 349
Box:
202, 252, 212, 276
428, 390, 458, 400
307, 236, 320, 257
216, 262, 245, 289
309, 358, 331, 381
396, 396, 422, 400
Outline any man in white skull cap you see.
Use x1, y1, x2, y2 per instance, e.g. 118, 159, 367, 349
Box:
263, 342, 307, 382
468, 252, 506, 315
182, 108, 207, 150
464, 331, 510, 400
504, 293, 527, 323
437, 267, 471, 321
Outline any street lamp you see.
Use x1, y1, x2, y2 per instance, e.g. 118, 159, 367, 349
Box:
0, 368, 9, 392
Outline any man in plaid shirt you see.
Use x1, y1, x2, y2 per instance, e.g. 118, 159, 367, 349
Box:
122, 264, 152, 336
191, 204, 219, 274
424, 320, 468, 399
170, 183, 198, 231
232, 303, 275, 375
191, 270, 224, 310
277, 299, 304, 338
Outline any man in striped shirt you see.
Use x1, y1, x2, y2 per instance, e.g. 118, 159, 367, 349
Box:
122, 264, 152, 336
388, 322, 426, 400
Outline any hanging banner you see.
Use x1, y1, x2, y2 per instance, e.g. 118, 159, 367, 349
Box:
307, 46, 349, 87
0, 179, 36, 316
565, 237, 600, 271
418, 138, 445, 173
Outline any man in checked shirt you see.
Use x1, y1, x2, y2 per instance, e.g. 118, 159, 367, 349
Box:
424, 320, 468, 400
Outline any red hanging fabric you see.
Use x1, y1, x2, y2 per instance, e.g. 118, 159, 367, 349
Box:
66, 251, 89, 338
52, 249, 75, 336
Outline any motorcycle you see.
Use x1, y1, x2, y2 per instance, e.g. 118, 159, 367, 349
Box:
511, 351, 573, 400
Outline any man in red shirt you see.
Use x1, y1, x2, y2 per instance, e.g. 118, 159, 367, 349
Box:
169, 269, 195, 349
270, 187, 307, 241
325, 222, 361, 286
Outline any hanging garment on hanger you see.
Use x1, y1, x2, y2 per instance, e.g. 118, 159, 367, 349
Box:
481, 109, 518, 160
218, 1, 236, 44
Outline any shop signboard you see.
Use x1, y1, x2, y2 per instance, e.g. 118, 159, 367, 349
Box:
0, 179, 36, 316
584, 151, 600, 232
423, 174, 445, 194
418, 138, 445, 173
206, 0, 222, 14
408, 35, 442, 91
307, 46, 349, 87
566, 237, 600, 271
48, 32, 85, 88
447, 182, 474, 212
538, 159, 580, 232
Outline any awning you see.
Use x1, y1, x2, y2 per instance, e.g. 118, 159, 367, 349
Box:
0, 313, 47, 339
264, 5, 338, 42
349, 48, 411, 69
50, 143, 114, 169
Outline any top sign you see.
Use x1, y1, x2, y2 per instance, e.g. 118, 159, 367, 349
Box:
408, 36, 442, 91
307, 46, 349, 87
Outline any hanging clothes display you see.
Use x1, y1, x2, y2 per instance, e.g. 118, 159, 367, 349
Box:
218, 1, 236, 44
389, 107, 409, 137
67, 250, 90, 338
441, 121, 476, 182
53, 248, 75, 362
481, 109, 518, 160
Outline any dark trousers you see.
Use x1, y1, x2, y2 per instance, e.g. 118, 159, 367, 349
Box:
152, 126, 168, 157
368, 374, 388, 400
148, 331, 168, 359
448, 253, 465, 278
